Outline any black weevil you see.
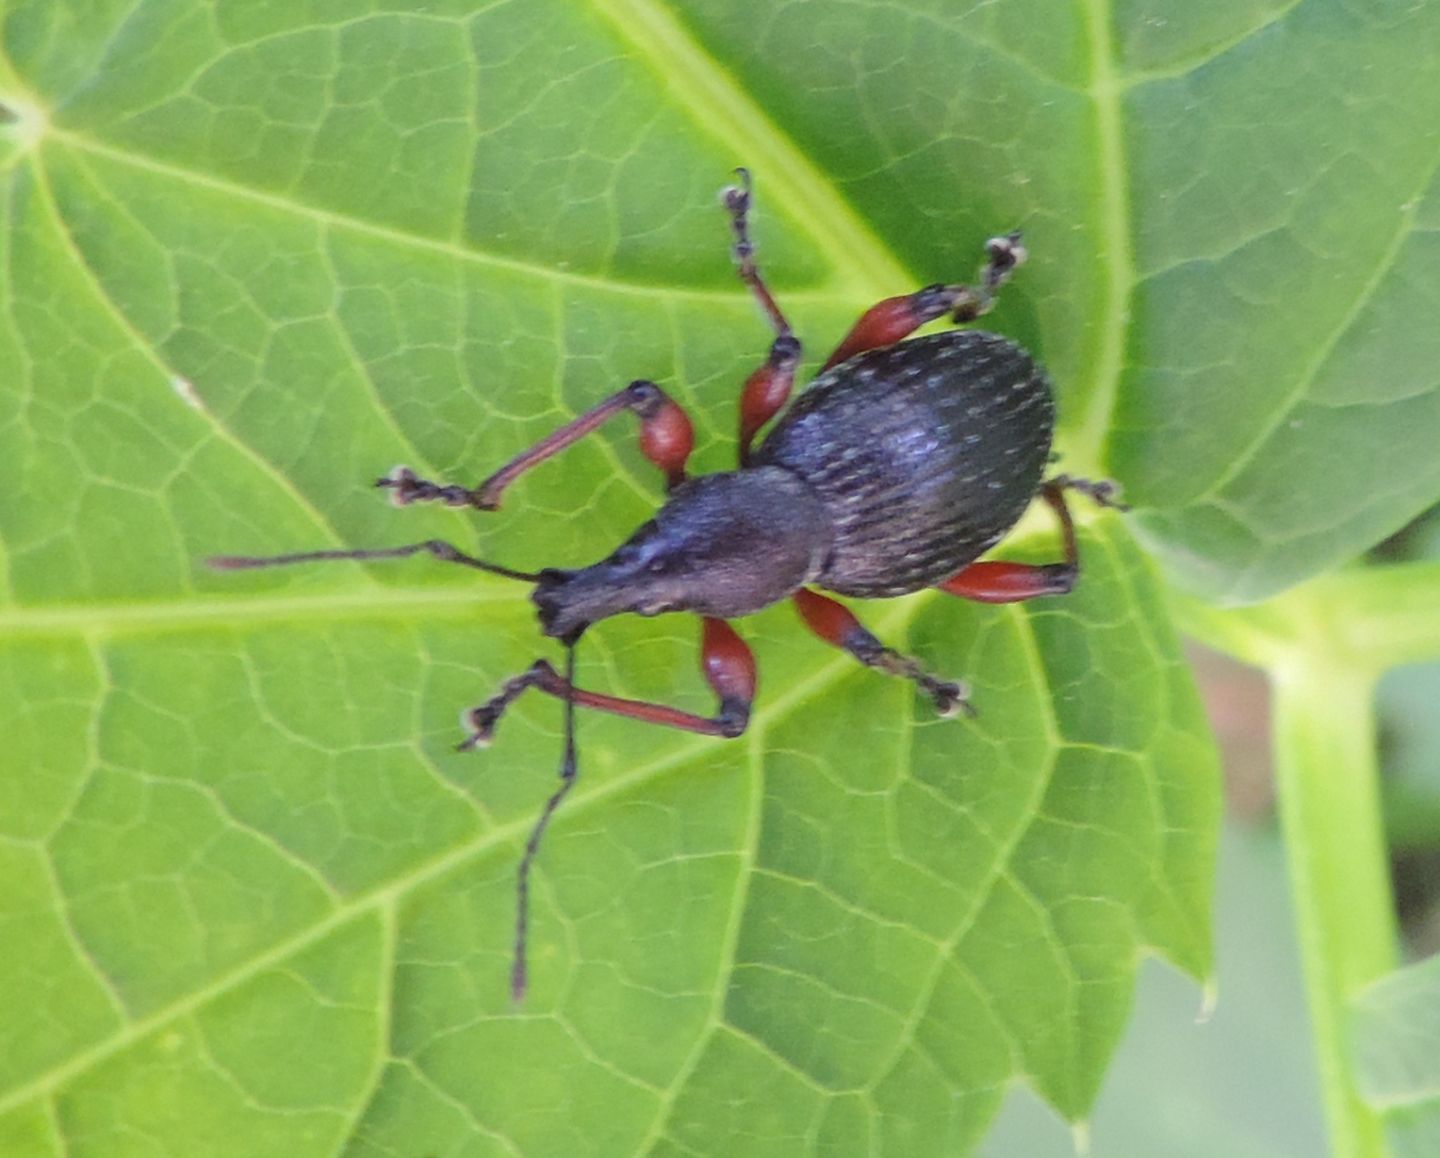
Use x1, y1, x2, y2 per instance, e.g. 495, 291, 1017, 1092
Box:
211, 171, 1123, 998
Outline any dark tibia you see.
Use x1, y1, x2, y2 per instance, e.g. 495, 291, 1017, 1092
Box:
379, 380, 696, 511
791, 588, 972, 717
721, 168, 793, 338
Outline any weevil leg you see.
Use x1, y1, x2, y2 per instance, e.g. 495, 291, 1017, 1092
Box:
505, 624, 750, 1002
379, 380, 695, 511
1047, 473, 1129, 512
938, 476, 1126, 604
821, 232, 1028, 372
459, 617, 755, 749
736, 334, 801, 467
721, 170, 804, 465
792, 588, 973, 718
722, 168, 793, 339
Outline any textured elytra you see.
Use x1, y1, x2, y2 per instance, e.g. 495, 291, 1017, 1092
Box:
755, 330, 1054, 597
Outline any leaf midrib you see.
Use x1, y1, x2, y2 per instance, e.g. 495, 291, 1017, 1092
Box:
589, 0, 914, 300
1077, 0, 1135, 466
0, 586, 943, 1117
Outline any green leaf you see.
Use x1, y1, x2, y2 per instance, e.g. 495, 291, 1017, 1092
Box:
667, 0, 1440, 605
1106, 0, 1440, 602
0, 1, 1227, 1154
1350, 955, 1440, 1157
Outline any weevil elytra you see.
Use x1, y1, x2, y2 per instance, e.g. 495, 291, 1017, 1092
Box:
211, 170, 1123, 999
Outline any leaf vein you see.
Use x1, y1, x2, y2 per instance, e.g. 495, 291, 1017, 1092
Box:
1194, 145, 1440, 503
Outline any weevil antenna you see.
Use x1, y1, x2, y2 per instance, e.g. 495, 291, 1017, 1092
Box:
510, 638, 580, 1003
207, 540, 541, 584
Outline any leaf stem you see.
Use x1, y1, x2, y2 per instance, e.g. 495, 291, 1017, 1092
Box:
1271, 657, 1397, 1158
1318, 563, 1440, 670
1176, 563, 1440, 675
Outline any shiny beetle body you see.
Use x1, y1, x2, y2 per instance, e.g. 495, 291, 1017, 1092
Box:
535, 330, 1055, 640
752, 329, 1054, 598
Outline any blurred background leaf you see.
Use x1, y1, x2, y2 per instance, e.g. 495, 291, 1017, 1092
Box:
1350, 952, 1440, 1158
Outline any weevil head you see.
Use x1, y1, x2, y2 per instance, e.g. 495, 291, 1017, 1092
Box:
531, 468, 833, 642
531, 567, 590, 643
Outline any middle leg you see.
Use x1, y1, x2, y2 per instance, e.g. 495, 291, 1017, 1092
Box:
792, 587, 973, 718
458, 616, 757, 749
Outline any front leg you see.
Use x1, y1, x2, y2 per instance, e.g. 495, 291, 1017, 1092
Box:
459, 616, 758, 749
380, 379, 696, 510
468, 616, 756, 1001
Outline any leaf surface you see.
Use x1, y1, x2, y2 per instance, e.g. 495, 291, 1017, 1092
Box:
669, 0, 1440, 603
4, 0, 1365, 1152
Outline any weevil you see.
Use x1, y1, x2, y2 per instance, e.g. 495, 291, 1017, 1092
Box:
211, 171, 1124, 999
